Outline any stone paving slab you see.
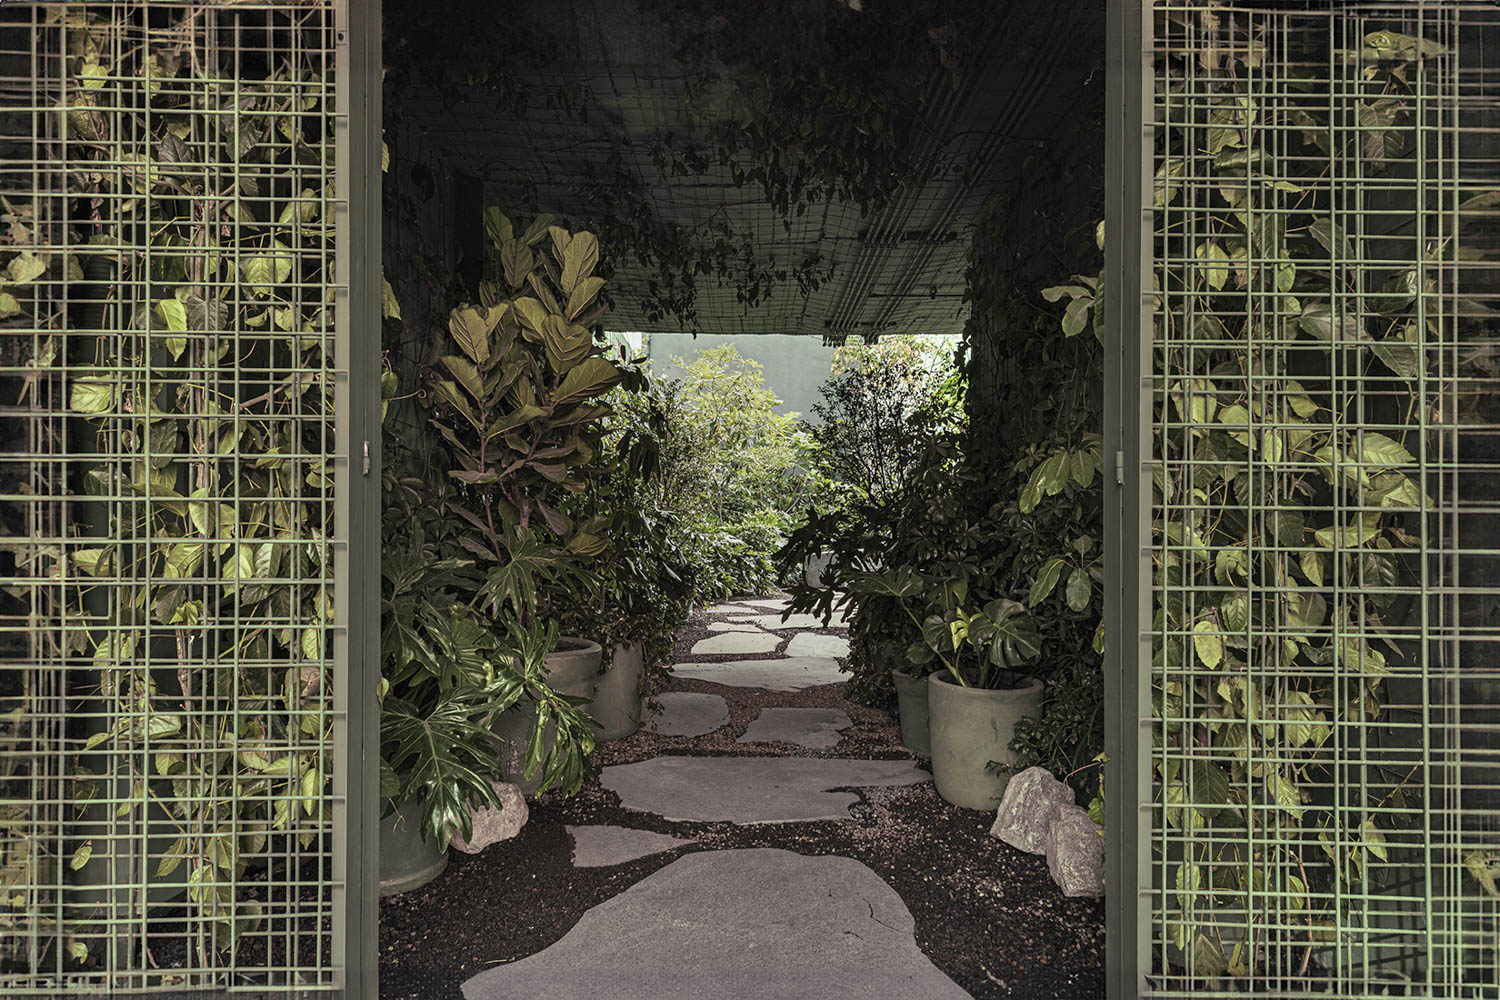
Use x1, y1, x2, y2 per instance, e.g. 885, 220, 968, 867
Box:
646, 692, 730, 737
669, 656, 845, 691
784, 632, 851, 658
706, 602, 755, 615
566, 825, 692, 868
461, 849, 971, 1000
707, 621, 769, 633
600, 756, 928, 824
689, 630, 783, 655
737, 597, 791, 609
738, 708, 853, 749
730, 612, 847, 630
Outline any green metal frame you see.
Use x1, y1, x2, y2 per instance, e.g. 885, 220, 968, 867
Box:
1110, 2, 1500, 997
0, 2, 379, 994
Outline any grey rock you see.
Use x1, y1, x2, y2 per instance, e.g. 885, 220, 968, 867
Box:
646, 692, 730, 737
731, 613, 845, 630
737, 708, 852, 749
670, 656, 845, 691
450, 782, 528, 854
1045, 804, 1105, 898
461, 849, 971, 1000
566, 825, 692, 868
784, 632, 851, 658
705, 602, 754, 615
738, 597, 790, 610
707, 621, 769, 633
601, 755, 928, 824
689, 630, 782, 655
990, 766, 1075, 855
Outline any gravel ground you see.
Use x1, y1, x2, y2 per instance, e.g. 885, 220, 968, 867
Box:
379, 602, 1106, 999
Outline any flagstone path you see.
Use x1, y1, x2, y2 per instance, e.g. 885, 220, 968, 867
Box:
380, 594, 1106, 1000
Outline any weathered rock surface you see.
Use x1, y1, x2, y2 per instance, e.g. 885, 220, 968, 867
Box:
690, 630, 782, 655
670, 656, 844, 691
707, 621, 769, 633
601, 755, 929, 824
566, 825, 692, 868
646, 692, 730, 737
990, 766, 1075, 855
784, 632, 851, 658
705, 602, 754, 615
1046, 804, 1105, 898
731, 613, 845, 630
737, 708, 852, 749
460, 849, 971, 1000
450, 782, 528, 854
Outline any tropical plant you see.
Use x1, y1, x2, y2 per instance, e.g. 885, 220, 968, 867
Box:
810, 336, 963, 506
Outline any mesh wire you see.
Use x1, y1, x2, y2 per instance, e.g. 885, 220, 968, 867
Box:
0, 3, 345, 992
1147, 2, 1500, 996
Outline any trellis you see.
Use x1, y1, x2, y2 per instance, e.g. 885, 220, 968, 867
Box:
0, 2, 378, 994
1108, 2, 1500, 997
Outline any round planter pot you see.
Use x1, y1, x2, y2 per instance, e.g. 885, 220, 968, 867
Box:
591, 641, 645, 741
378, 796, 448, 897
494, 636, 602, 796
927, 673, 1045, 811
891, 668, 931, 757
804, 550, 834, 588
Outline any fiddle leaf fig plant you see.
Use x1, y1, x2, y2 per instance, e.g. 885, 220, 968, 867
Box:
425, 212, 624, 565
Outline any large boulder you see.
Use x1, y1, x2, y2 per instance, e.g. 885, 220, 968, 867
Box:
989, 766, 1074, 855
451, 781, 528, 854
1045, 804, 1104, 898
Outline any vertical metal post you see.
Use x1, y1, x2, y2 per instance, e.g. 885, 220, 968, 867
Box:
1103, 1, 1150, 998
334, 0, 382, 996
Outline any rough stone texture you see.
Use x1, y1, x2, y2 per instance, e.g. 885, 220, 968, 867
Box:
600, 755, 928, 824
566, 824, 692, 868
450, 782, 528, 854
737, 708, 853, 749
706, 602, 754, 615
707, 621, 769, 633
731, 613, 846, 630
647, 692, 730, 737
1045, 804, 1105, 898
670, 656, 845, 691
784, 632, 851, 658
738, 597, 790, 610
460, 849, 971, 1000
690, 630, 783, 655
990, 766, 1075, 855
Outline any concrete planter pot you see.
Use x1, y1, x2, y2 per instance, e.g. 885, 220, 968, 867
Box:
927, 673, 1045, 811
891, 668, 931, 757
494, 636, 602, 796
591, 641, 645, 741
804, 550, 834, 588
379, 795, 448, 897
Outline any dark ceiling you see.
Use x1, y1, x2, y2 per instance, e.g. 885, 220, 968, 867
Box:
388, 1, 1105, 339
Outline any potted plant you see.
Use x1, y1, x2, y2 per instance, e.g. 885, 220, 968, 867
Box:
562, 377, 698, 738
422, 211, 627, 787
854, 564, 1045, 811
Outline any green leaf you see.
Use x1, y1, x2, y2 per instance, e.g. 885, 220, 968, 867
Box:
381, 276, 402, 319
566, 275, 606, 320
554, 356, 622, 405
1193, 620, 1224, 669
483, 206, 514, 246
70, 841, 92, 870
1198, 241, 1230, 291
1358, 431, 1414, 468
1065, 566, 1091, 611
1027, 558, 1067, 607
68, 940, 87, 963
70, 378, 114, 414
560, 230, 600, 294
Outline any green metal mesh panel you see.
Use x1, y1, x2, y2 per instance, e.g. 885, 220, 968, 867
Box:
1145, 2, 1500, 996
0, 3, 348, 992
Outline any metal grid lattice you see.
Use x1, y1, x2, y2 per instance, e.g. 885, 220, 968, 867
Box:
0, 3, 352, 992
1140, 2, 1500, 996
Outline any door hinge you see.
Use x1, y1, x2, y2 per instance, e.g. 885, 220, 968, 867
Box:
362, 440, 370, 476
1114, 450, 1125, 485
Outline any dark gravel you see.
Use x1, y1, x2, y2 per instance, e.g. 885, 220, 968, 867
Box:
379, 600, 1105, 999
